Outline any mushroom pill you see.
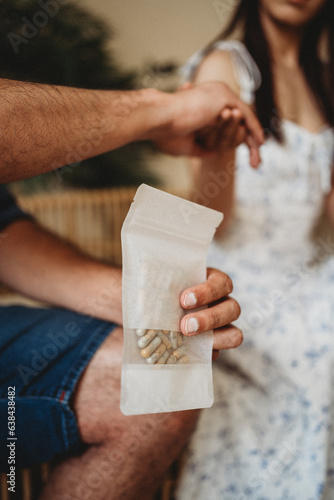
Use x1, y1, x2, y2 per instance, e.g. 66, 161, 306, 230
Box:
169, 331, 179, 350
166, 355, 177, 364
137, 329, 158, 348
146, 343, 167, 364
172, 344, 187, 359
140, 336, 162, 358
156, 351, 170, 364
177, 355, 190, 364
135, 328, 147, 337
177, 332, 184, 347
135, 328, 190, 364
157, 331, 172, 349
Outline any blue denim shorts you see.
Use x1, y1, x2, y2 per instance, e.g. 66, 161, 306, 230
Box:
0, 305, 116, 472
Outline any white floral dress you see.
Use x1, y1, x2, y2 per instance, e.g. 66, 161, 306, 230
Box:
176, 41, 334, 500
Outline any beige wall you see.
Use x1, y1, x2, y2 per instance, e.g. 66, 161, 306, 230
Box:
80, 0, 232, 71
79, 0, 233, 189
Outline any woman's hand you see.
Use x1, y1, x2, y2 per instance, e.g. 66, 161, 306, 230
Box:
179, 267, 243, 360
195, 106, 261, 168
152, 81, 263, 166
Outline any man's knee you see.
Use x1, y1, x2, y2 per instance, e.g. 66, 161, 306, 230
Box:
73, 327, 200, 447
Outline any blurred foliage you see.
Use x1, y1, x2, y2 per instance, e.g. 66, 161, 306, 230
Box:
0, 0, 158, 192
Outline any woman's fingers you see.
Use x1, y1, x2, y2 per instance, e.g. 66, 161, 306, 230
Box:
195, 105, 262, 165
232, 98, 264, 147
246, 133, 262, 168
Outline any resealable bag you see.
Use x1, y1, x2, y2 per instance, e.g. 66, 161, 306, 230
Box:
120, 184, 223, 415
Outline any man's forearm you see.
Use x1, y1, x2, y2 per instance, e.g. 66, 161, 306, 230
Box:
0, 219, 123, 324
0, 78, 263, 183
0, 79, 168, 183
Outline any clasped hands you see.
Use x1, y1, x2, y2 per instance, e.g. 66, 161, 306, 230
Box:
153, 80, 264, 168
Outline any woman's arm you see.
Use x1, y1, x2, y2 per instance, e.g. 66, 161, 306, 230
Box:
189, 50, 249, 237
325, 180, 334, 228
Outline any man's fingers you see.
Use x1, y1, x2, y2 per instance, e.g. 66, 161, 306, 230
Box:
212, 325, 243, 351
180, 296, 241, 336
181, 268, 233, 310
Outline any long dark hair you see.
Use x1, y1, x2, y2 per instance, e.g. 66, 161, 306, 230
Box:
210, 0, 334, 141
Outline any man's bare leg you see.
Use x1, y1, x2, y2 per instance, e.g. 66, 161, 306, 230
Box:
39, 327, 200, 500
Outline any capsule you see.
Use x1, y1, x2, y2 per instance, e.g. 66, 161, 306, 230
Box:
156, 351, 170, 364
169, 331, 178, 350
172, 344, 187, 359
166, 354, 177, 364
140, 336, 162, 358
135, 329, 147, 337
137, 329, 157, 348
176, 355, 190, 364
177, 332, 184, 347
157, 331, 172, 349
146, 343, 167, 364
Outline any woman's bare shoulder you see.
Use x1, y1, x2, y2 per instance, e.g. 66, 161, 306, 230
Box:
194, 49, 240, 97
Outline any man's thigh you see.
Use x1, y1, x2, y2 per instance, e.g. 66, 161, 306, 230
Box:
74, 326, 200, 463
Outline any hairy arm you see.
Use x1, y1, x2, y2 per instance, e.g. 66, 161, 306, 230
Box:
0, 80, 164, 182
0, 78, 263, 183
0, 219, 123, 324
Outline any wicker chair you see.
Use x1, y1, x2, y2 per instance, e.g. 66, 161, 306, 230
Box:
0, 186, 187, 500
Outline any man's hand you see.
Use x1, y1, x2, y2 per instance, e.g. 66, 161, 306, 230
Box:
179, 267, 243, 360
152, 81, 264, 166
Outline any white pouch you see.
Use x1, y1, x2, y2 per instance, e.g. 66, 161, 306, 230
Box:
120, 184, 223, 415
